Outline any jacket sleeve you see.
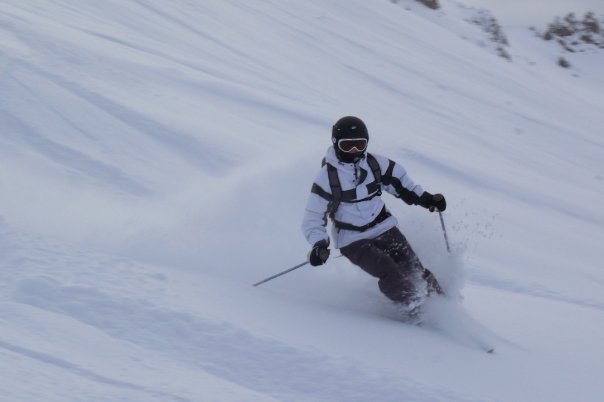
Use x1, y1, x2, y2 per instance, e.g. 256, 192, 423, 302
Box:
301, 169, 332, 246
373, 154, 425, 206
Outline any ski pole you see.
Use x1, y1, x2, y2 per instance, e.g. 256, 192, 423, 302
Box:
438, 211, 451, 253
252, 253, 342, 287
252, 260, 309, 287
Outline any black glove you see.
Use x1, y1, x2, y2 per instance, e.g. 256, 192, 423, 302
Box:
308, 239, 330, 266
419, 192, 447, 212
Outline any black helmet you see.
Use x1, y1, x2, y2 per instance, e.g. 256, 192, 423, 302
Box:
332, 116, 369, 163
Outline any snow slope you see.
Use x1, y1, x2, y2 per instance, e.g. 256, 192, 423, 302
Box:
1, 0, 603, 401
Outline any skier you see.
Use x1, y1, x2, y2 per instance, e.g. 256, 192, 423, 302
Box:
301, 116, 447, 320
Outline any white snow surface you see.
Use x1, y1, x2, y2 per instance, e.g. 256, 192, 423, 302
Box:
1, 1, 603, 401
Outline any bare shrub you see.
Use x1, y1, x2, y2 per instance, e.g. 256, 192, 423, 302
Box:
416, 0, 439, 10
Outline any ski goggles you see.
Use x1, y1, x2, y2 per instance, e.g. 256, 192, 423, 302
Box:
337, 138, 368, 153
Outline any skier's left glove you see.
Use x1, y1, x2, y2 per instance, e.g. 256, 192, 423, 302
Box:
308, 239, 330, 266
419, 192, 447, 212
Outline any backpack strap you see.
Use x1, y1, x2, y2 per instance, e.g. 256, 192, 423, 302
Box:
365, 153, 382, 186
325, 163, 342, 219
333, 206, 391, 232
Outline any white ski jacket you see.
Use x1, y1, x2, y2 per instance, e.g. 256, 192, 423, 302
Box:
302, 147, 424, 249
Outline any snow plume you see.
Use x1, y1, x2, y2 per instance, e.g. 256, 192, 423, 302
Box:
421, 296, 498, 352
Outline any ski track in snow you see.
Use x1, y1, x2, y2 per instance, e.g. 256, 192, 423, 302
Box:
0, 338, 192, 402
0, 226, 484, 402
7, 277, 482, 402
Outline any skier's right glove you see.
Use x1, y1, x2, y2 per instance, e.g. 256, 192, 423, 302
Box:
308, 239, 330, 266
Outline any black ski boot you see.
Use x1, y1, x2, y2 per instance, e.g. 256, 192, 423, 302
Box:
423, 268, 445, 296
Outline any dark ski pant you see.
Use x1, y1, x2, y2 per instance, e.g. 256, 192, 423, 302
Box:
340, 227, 442, 306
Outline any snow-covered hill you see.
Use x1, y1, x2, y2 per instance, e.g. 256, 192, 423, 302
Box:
1, 1, 603, 401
